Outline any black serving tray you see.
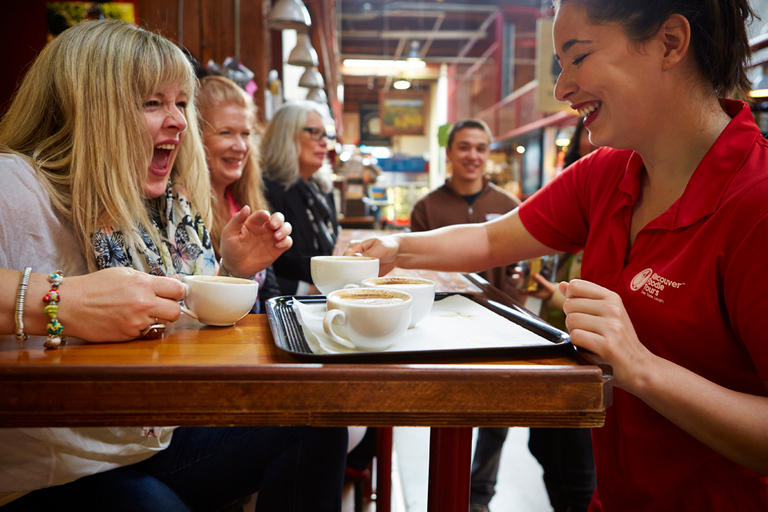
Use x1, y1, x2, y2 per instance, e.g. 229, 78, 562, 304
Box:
265, 293, 572, 362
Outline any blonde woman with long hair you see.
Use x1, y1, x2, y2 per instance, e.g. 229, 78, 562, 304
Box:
261, 101, 338, 296
0, 20, 347, 512
197, 75, 281, 311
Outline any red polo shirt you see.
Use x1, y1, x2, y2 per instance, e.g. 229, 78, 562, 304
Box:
520, 100, 768, 511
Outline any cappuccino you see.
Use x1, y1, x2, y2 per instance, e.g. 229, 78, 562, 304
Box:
334, 289, 407, 305
189, 275, 255, 285
365, 277, 432, 286
361, 276, 435, 328
313, 256, 377, 262
181, 274, 259, 326
323, 287, 412, 351
335, 296, 406, 306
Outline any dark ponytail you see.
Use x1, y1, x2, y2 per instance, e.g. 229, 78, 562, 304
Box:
553, 0, 758, 97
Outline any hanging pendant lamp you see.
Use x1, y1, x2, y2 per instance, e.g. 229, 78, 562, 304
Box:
299, 67, 325, 89
306, 87, 327, 103
268, 0, 311, 31
288, 33, 319, 67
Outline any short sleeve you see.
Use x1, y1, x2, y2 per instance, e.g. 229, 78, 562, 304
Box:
721, 194, 768, 379
518, 152, 598, 254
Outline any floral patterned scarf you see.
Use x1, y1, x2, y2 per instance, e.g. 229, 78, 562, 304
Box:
91, 178, 216, 276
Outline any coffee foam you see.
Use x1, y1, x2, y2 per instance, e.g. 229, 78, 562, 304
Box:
332, 288, 408, 305
366, 277, 433, 286
313, 256, 377, 262
188, 275, 255, 285
336, 296, 406, 305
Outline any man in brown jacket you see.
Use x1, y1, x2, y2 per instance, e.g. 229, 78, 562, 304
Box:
410, 119, 521, 298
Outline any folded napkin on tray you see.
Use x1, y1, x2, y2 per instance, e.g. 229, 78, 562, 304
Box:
292, 295, 554, 354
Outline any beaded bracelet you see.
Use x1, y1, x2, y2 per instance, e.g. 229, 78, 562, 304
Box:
14, 267, 32, 347
43, 270, 65, 349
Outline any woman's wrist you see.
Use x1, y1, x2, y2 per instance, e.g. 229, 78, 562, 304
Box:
218, 258, 256, 280
12, 272, 76, 341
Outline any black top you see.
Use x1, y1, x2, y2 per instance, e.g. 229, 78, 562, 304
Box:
264, 176, 339, 295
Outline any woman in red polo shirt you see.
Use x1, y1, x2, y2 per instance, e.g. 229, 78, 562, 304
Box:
346, 0, 768, 510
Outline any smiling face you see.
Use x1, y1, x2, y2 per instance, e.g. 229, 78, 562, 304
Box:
202, 102, 253, 195
553, 2, 660, 151
298, 110, 328, 179
141, 84, 188, 198
446, 127, 490, 189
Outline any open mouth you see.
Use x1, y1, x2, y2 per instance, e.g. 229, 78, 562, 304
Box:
222, 157, 244, 166
151, 144, 175, 172
578, 102, 601, 124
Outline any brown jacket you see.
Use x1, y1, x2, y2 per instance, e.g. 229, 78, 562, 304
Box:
410, 176, 522, 297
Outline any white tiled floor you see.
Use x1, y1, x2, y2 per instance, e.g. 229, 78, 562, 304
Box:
392, 426, 552, 512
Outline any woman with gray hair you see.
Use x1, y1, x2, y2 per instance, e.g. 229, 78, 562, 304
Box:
261, 101, 338, 296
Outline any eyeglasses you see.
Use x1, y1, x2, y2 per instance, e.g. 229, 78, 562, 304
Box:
302, 127, 336, 142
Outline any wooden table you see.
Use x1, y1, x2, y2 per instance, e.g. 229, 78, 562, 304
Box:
0, 233, 613, 511
0, 318, 611, 511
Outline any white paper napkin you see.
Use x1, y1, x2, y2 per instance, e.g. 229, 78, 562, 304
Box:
292, 295, 554, 355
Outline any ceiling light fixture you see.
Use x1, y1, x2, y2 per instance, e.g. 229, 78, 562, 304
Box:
407, 41, 421, 62
287, 33, 319, 67
299, 67, 325, 88
306, 87, 327, 103
268, 0, 311, 31
392, 78, 411, 90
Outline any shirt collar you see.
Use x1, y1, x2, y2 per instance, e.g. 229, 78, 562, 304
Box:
617, 99, 761, 229
445, 175, 490, 193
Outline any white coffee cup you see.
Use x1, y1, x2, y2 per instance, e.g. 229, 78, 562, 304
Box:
323, 287, 412, 351
310, 256, 379, 296
361, 276, 435, 328
181, 275, 258, 326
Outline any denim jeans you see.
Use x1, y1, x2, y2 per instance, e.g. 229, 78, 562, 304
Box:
3, 426, 348, 512
470, 427, 595, 512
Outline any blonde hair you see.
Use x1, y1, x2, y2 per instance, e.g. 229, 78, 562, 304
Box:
197, 75, 268, 257
0, 19, 211, 271
260, 101, 331, 193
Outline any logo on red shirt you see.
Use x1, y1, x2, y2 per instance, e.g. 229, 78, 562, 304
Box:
630, 268, 653, 291
630, 268, 685, 303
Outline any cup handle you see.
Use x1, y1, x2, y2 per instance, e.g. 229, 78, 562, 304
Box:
179, 282, 198, 319
322, 310, 357, 349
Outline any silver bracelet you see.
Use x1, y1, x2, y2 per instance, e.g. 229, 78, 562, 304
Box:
15, 267, 32, 346
219, 258, 234, 277
218, 258, 257, 280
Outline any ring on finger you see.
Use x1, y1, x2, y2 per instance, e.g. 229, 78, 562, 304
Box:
140, 318, 166, 340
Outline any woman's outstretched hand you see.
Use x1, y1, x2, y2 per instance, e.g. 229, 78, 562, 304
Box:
343, 235, 401, 276
219, 207, 293, 278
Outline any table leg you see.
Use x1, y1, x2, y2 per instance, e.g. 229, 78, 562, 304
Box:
376, 427, 393, 512
427, 427, 473, 512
